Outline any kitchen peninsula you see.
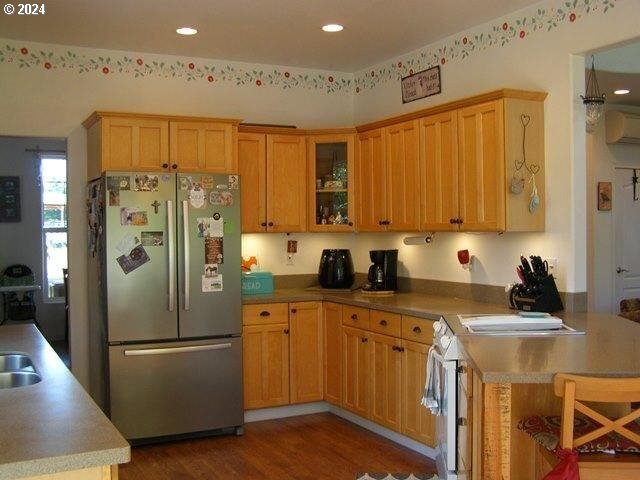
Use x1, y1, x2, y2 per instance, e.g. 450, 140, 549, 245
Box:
0, 325, 129, 480
242, 289, 640, 480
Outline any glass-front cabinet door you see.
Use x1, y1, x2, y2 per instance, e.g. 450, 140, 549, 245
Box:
307, 134, 355, 232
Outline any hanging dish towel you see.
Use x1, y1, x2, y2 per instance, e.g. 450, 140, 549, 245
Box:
421, 346, 441, 415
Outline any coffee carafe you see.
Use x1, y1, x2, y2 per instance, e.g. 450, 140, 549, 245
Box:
363, 249, 398, 291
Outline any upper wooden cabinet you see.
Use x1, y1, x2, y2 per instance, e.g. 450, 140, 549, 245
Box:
457, 101, 505, 231
289, 302, 324, 404
169, 120, 237, 173
419, 111, 459, 231
307, 134, 356, 232
86, 115, 169, 180
238, 132, 267, 233
417, 96, 545, 232
238, 132, 307, 233
385, 120, 421, 231
83, 112, 239, 179
355, 128, 387, 232
356, 122, 420, 232
267, 134, 307, 232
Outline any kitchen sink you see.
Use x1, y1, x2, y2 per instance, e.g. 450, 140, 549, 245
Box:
0, 371, 42, 389
0, 353, 35, 372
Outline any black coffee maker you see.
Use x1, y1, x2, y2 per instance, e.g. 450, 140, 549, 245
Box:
363, 250, 398, 291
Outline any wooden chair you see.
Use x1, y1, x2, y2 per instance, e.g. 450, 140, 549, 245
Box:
543, 374, 640, 479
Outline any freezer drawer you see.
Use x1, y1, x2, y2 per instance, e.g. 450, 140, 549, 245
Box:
108, 337, 243, 440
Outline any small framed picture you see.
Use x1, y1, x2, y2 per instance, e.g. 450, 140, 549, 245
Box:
401, 65, 441, 104
598, 182, 612, 211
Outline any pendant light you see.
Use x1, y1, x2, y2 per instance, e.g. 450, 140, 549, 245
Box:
581, 55, 606, 133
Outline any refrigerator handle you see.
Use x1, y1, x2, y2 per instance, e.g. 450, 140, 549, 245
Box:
167, 200, 176, 312
182, 200, 190, 311
124, 343, 232, 356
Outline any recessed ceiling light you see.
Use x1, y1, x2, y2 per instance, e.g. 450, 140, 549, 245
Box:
176, 27, 198, 36
322, 24, 344, 33
613, 89, 630, 95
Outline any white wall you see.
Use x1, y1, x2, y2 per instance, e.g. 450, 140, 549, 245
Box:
0, 136, 67, 340
587, 104, 640, 313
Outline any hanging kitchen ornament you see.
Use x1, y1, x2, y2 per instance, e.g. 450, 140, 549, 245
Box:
528, 173, 540, 213
511, 114, 540, 195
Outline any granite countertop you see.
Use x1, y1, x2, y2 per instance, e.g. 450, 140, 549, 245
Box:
0, 325, 130, 480
243, 289, 640, 385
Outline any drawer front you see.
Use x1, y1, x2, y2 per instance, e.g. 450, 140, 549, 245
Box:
369, 310, 401, 337
401, 315, 435, 344
243, 303, 289, 326
342, 305, 370, 330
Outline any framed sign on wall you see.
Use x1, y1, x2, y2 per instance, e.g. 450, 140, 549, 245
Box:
0, 176, 21, 222
401, 65, 442, 103
401, 65, 441, 104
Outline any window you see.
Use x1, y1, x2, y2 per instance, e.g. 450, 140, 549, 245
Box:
40, 157, 67, 300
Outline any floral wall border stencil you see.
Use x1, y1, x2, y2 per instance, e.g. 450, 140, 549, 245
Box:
354, 0, 619, 93
0, 0, 619, 95
0, 41, 353, 94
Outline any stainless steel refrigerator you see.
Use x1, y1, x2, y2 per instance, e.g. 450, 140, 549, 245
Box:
88, 171, 242, 442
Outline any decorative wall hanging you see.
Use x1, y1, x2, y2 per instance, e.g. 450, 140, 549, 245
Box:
597, 181, 612, 211
581, 55, 606, 133
401, 66, 441, 103
0, 176, 21, 222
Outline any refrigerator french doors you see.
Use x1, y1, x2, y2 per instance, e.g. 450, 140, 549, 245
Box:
101, 171, 243, 441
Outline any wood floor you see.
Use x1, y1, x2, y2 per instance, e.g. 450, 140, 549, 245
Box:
119, 413, 436, 480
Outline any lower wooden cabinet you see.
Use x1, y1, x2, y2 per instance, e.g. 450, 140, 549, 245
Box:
401, 339, 436, 445
370, 333, 403, 431
342, 326, 371, 418
242, 323, 290, 410
323, 302, 343, 406
289, 302, 323, 404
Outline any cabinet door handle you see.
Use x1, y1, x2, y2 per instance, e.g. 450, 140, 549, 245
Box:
378, 220, 383, 226
162, 163, 169, 169
413, 326, 422, 334
259, 311, 270, 317
351, 314, 358, 320
283, 328, 289, 335
450, 218, 456, 224
361, 337, 368, 343
379, 320, 388, 326
172, 164, 178, 170
268, 221, 274, 227
348, 222, 353, 227
260, 222, 267, 227
291, 309, 297, 314
391, 345, 398, 351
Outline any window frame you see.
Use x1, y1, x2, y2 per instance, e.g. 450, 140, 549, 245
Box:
39, 155, 68, 303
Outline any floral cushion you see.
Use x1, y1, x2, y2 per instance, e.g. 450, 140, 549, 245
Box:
518, 415, 640, 454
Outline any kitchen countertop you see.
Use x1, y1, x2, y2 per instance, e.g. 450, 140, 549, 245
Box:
243, 289, 640, 385
0, 325, 130, 480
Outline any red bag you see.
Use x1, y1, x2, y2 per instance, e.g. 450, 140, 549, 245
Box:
543, 448, 579, 480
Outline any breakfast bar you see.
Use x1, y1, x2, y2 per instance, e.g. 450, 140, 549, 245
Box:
0, 325, 129, 480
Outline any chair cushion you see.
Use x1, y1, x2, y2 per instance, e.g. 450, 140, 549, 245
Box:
518, 415, 640, 454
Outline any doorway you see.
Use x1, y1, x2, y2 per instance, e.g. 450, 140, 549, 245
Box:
0, 136, 70, 365
613, 167, 640, 312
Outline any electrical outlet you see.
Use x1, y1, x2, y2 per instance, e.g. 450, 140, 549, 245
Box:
286, 253, 295, 266
546, 258, 558, 272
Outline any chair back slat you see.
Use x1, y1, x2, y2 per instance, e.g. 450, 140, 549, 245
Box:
554, 373, 640, 451
554, 374, 640, 403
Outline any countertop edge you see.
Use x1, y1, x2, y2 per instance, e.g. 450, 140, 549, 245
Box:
0, 446, 130, 480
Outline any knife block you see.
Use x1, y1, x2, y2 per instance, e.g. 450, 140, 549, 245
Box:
513, 274, 564, 313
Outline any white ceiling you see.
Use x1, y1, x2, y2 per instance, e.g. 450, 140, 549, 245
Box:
0, 0, 540, 72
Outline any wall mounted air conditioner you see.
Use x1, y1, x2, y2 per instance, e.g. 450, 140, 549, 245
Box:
606, 110, 640, 144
